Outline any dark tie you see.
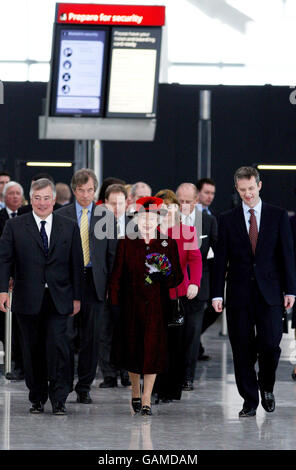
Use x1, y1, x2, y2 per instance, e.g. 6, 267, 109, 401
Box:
11, 212, 17, 218
249, 209, 258, 255
40, 220, 49, 256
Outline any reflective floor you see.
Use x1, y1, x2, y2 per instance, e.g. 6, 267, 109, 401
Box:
1, 319, 296, 450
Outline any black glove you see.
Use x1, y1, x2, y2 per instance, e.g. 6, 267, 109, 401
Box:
148, 272, 166, 283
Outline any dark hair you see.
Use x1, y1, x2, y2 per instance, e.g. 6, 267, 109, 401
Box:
155, 189, 180, 207
98, 177, 126, 201
0, 171, 11, 178
32, 173, 54, 183
105, 184, 127, 200
234, 166, 260, 186
196, 178, 215, 191
71, 168, 98, 192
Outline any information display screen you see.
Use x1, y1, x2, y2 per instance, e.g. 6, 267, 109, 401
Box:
50, 25, 109, 116
106, 27, 162, 118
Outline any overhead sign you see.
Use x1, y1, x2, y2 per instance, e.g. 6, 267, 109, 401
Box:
56, 3, 165, 26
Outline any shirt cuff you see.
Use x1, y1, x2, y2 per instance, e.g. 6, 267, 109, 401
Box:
212, 297, 223, 301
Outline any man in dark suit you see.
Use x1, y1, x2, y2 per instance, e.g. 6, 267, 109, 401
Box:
98, 183, 135, 388
212, 166, 296, 417
0, 181, 25, 380
0, 178, 83, 415
57, 169, 117, 404
176, 183, 217, 391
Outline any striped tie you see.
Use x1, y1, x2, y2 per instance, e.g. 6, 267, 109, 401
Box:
249, 209, 258, 255
80, 208, 90, 266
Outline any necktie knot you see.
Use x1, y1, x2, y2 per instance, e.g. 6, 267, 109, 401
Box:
41, 220, 46, 226
249, 209, 255, 215
11, 212, 17, 218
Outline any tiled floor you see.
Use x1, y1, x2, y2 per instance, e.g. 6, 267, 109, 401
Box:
0, 320, 296, 450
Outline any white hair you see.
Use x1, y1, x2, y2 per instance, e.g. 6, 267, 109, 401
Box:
3, 181, 24, 198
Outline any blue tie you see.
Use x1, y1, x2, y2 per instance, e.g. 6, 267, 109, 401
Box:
40, 220, 49, 256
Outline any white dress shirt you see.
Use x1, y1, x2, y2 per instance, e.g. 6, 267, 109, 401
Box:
242, 198, 262, 234
32, 211, 53, 246
6, 207, 18, 218
181, 209, 196, 227
116, 214, 126, 239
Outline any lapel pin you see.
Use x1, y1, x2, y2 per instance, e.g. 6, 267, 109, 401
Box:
161, 240, 168, 247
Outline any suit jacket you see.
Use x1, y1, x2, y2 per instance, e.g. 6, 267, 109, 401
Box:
0, 208, 10, 237
0, 212, 83, 315
193, 208, 218, 301
56, 202, 117, 301
213, 202, 296, 308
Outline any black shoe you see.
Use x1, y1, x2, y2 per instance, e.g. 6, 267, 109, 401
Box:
198, 354, 212, 361
99, 377, 117, 388
6, 369, 25, 381
239, 407, 257, 417
292, 370, 296, 381
120, 373, 131, 387
131, 398, 142, 413
260, 391, 275, 413
29, 402, 44, 414
76, 391, 92, 404
182, 380, 194, 391
141, 405, 152, 416
52, 402, 67, 415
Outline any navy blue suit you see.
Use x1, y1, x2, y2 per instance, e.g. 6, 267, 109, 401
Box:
213, 202, 296, 408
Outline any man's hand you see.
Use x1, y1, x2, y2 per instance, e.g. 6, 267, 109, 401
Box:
187, 284, 198, 300
0, 293, 10, 313
70, 300, 81, 317
212, 299, 223, 313
284, 295, 295, 310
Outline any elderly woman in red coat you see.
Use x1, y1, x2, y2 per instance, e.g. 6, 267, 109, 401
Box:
109, 197, 183, 416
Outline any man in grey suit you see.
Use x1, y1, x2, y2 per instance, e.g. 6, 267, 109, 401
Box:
57, 169, 117, 404
176, 183, 217, 391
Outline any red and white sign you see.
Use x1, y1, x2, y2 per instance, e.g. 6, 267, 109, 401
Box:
56, 3, 165, 26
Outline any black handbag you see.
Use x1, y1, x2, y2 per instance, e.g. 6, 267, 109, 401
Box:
168, 289, 185, 327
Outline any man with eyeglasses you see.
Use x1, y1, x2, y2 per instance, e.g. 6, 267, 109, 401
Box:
57, 169, 117, 404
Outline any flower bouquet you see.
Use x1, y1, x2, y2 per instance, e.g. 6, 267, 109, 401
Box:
145, 253, 172, 285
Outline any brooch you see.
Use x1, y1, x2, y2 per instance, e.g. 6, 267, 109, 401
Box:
161, 240, 168, 247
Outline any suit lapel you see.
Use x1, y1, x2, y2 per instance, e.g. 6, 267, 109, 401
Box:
25, 212, 44, 254
234, 205, 253, 254
48, 213, 63, 256
254, 202, 270, 256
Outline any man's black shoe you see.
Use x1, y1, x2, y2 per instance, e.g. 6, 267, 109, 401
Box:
120, 372, 131, 387
6, 369, 25, 381
182, 380, 194, 391
198, 354, 212, 361
29, 402, 44, 414
260, 391, 275, 413
52, 402, 67, 415
76, 391, 92, 404
239, 407, 257, 417
99, 377, 117, 388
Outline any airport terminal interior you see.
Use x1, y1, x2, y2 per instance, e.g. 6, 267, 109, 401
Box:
1, 0, 296, 454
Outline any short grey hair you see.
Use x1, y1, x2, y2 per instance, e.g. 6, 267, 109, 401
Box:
71, 168, 98, 192
29, 178, 56, 199
3, 181, 24, 197
131, 181, 152, 198
234, 166, 260, 186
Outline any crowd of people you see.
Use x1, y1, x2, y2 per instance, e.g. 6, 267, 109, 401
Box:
0, 166, 295, 418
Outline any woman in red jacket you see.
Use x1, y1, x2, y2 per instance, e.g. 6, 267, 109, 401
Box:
154, 189, 202, 403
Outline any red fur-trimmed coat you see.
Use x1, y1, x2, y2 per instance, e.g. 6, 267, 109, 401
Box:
109, 235, 183, 374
